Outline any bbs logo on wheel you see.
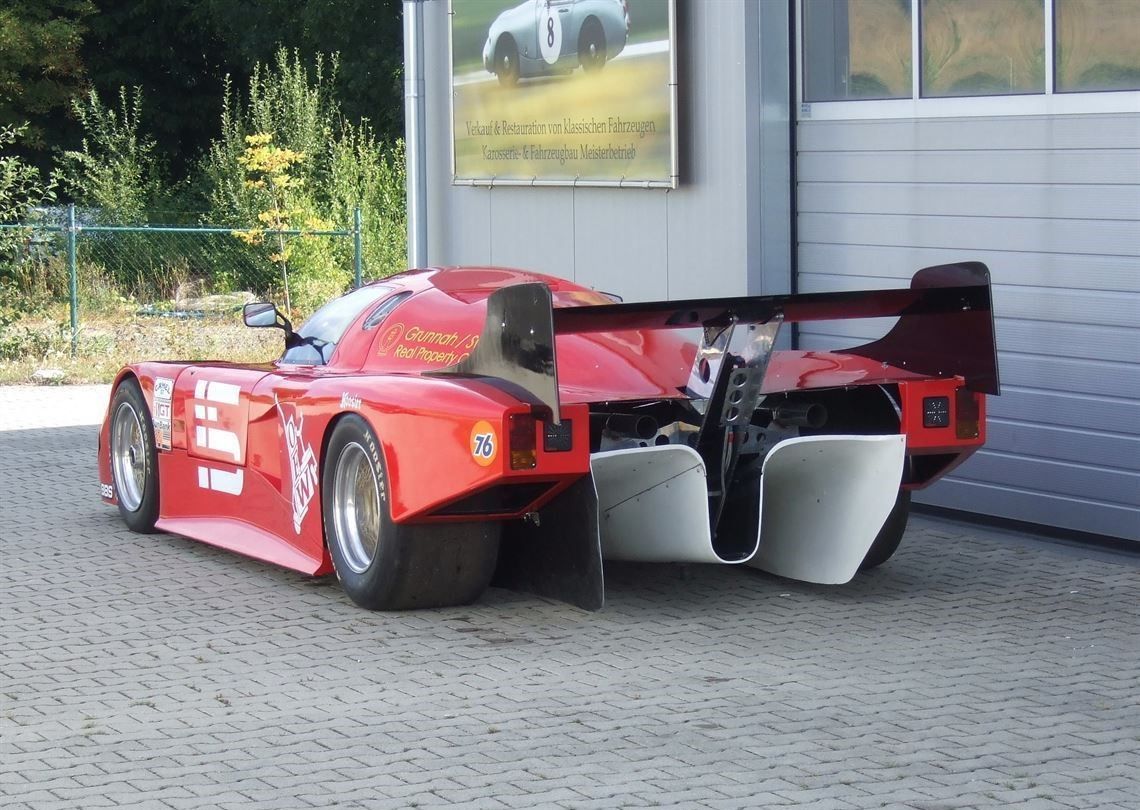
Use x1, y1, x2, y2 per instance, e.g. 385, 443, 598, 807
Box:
470, 420, 498, 467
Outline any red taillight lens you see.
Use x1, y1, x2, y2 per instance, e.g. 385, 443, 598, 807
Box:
955, 387, 980, 440
509, 413, 537, 470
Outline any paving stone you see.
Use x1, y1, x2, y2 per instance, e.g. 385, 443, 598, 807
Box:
1, 383, 1139, 809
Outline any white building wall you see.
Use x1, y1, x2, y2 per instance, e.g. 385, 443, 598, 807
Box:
419, 0, 791, 301
795, 114, 1140, 541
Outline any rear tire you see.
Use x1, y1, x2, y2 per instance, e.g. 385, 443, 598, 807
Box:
579, 19, 607, 72
323, 415, 500, 610
109, 378, 160, 533
860, 491, 910, 570
495, 37, 520, 87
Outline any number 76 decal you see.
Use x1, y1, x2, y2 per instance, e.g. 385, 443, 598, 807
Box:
470, 420, 499, 467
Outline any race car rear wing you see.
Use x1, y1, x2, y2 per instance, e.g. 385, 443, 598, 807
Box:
431, 261, 1000, 423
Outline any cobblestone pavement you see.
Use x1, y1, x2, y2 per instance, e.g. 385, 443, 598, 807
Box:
2, 384, 1138, 810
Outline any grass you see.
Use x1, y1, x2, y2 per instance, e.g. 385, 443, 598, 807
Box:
0, 302, 281, 385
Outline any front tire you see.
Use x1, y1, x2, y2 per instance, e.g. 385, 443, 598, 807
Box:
322, 415, 500, 610
860, 491, 911, 570
109, 378, 160, 533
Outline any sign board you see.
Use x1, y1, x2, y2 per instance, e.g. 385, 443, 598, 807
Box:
450, 0, 677, 187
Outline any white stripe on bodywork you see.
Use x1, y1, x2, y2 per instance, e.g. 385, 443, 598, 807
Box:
195, 426, 241, 461
197, 466, 244, 495
194, 379, 241, 405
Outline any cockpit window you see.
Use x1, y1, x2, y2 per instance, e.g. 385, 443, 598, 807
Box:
281, 285, 393, 365
362, 291, 412, 330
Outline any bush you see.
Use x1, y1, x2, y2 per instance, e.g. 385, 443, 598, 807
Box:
0, 124, 55, 328
201, 48, 406, 315
56, 87, 164, 223
55, 88, 189, 299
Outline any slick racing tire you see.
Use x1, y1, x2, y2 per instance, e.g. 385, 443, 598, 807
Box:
109, 377, 161, 533
323, 415, 500, 610
859, 490, 911, 570
579, 19, 606, 72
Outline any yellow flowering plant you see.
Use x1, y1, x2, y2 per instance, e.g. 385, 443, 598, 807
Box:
231, 133, 331, 312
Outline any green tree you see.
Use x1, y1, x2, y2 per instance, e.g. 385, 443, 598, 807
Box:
196, 0, 405, 144
76, 0, 404, 179
0, 1, 95, 153
81, 0, 239, 181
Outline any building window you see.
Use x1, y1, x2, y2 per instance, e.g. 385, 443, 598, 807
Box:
921, 0, 1046, 97
799, 0, 1140, 116
803, 0, 913, 101
1055, 0, 1140, 92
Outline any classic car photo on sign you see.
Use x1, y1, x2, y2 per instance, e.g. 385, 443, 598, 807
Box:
450, 0, 677, 186
99, 262, 999, 611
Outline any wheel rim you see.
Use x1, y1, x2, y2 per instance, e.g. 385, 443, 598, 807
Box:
332, 441, 382, 574
111, 401, 146, 512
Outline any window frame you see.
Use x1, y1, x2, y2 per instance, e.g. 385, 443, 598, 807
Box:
797, 0, 1140, 120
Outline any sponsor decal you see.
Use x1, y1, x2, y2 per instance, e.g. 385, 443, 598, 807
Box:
99, 482, 114, 499
191, 377, 244, 494
470, 420, 499, 467
154, 400, 172, 451
382, 323, 480, 366
376, 323, 405, 356
154, 418, 172, 451
153, 377, 175, 401
277, 396, 319, 534
340, 392, 362, 411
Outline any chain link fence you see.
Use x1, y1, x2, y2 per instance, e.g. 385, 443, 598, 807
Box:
0, 202, 371, 380
0, 206, 369, 377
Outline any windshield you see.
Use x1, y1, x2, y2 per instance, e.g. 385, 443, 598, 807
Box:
281, 285, 393, 364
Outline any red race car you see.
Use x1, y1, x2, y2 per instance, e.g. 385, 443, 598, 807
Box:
99, 262, 999, 611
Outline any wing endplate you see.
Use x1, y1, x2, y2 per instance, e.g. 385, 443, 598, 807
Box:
429, 282, 562, 423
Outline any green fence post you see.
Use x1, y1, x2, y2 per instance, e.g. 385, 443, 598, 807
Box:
353, 206, 363, 288
67, 204, 78, 358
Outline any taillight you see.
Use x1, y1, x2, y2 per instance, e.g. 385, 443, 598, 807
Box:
509, 413, 537, 469
955, 387, 980, 440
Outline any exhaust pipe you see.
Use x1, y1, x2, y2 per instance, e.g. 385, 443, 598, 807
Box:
771, 402, 827, 429
593, 413, 659, 440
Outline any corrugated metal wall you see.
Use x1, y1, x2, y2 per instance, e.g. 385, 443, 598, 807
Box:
795, 114, 1140, 541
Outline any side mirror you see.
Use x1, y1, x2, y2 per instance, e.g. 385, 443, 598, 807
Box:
242, 302, 297, 348
242, 301, 282, 328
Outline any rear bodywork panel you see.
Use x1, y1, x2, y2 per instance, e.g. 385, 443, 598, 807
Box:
99, 262, 998, 609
